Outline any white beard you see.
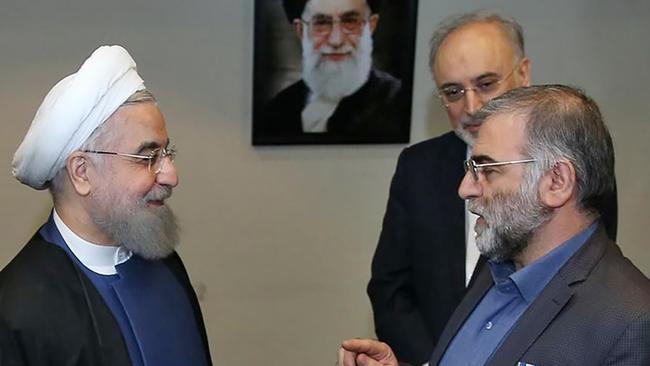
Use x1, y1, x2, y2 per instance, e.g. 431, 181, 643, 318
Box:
301, 23, 373, 102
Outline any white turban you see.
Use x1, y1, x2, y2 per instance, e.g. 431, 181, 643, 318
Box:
12, 45, 145, 190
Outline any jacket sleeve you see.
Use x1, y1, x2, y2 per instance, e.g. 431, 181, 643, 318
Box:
367, 148, 433, 365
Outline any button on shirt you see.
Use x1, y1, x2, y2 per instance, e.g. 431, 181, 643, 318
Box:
439, 222, 598, 366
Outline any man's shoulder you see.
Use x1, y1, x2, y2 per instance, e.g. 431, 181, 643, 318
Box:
563, 234, 650, 324
267, 79, 308, 108
0, 233, 85, 331
594, 241, 650, 309
0, 233, 80, 307
367, 69, 402, 97
1, 232, 74, 284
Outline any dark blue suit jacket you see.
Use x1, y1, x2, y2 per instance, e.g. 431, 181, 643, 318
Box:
429, 226, 649, 366
255, 69, 408, 145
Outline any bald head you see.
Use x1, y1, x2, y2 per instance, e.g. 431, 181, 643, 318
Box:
428, 11, 530, 144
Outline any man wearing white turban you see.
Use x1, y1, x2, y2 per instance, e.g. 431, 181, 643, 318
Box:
0, 45, 212, 365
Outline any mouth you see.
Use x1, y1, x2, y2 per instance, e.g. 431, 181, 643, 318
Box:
462, 122, 482, 134
147, 199, 166, 207
320, 52, 352, 62
144, 187, 173, 207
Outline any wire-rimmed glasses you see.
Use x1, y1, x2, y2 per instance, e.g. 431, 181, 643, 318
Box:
300, 12, 368, 37
83, 145, 176, 174
438, 62, 522, 105
464, 158, 536, 182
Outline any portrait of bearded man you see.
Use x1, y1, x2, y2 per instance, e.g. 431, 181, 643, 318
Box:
252, 0, 417, 145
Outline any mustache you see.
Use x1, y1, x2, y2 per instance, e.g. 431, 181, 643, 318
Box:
317, 45, 355, 55
468, 199, 485, 217
460, 116, 482, 128
144, 186, 173, 202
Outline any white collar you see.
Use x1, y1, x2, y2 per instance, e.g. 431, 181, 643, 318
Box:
52, 208, 132, 275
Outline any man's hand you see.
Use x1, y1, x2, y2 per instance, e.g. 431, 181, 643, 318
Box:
338, 339, 399, 366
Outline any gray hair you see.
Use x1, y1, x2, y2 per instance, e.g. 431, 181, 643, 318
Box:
473, 85, 615, 216
49, 89, 157, 197
81, 89, 157, 152
428, 10, 525, 71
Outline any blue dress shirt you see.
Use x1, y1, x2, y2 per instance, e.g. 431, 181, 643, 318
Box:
439, 222, 598, 366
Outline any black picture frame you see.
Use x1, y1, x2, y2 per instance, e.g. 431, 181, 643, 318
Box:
252, 0, 419, 145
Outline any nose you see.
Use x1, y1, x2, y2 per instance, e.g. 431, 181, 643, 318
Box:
155, 157, 178, 188
327, 22, 344, 47
458, 170, 481, 200
463, 89, 485, 116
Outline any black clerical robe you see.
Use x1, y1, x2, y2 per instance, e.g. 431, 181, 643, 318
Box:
0, 231, 212, 365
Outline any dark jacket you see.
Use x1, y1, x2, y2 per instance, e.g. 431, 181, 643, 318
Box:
429, 226, 650, 366
0, 231, 212, 366
255, 68, 408, 144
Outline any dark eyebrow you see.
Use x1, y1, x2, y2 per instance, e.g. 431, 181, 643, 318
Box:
471, 154, 497, 164
311, 13, 333, 20
340, 10, 362, 17
311, 10, 362, 19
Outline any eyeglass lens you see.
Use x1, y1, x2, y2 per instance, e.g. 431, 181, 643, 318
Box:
308, 14, 365, 36
464, 159, 479, 181
150, 147, 176, 174
440, 78, 503, 103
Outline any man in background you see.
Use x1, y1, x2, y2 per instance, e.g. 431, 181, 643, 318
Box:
342, 85, 647, 366
367, 11, 618, 365
258, 0, 407, 142
0, 45, 211, 365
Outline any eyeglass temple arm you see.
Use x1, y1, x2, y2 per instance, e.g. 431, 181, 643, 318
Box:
474, 158, 536, 168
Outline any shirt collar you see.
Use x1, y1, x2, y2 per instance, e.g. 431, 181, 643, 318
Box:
52, 208, 132, 275
488, 221, 598, 303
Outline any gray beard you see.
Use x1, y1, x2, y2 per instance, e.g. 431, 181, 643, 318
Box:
92, 186, 179, 260
469, 172, 551, 262
454, 119, 476, 146
301, 23, 373, 101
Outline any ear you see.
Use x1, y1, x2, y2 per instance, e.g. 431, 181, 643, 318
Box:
538, 160, 576, 208
368, 14, 379, 33
293, 19, 304, 40
517, 57, 532, 87
66, 151, 92, 196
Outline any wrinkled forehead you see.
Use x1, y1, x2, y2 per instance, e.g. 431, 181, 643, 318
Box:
433, 22, 517, 83
473, 112, 527, 160
304, 0, 369, 17
103, 102, 169, 150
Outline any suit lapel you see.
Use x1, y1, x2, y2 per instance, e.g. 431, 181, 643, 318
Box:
487, 227, 609, 366
429, 263, 493, 365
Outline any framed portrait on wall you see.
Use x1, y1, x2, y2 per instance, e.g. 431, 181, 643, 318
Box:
252, 0, 419, 145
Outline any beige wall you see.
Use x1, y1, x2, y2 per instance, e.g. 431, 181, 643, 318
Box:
1, 0, 649, 364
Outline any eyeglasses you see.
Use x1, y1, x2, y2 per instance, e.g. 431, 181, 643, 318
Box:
464, 158, 536, 182
300, 13, 368, 37
83, 145, 176, 174
438, 62, 521, 105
